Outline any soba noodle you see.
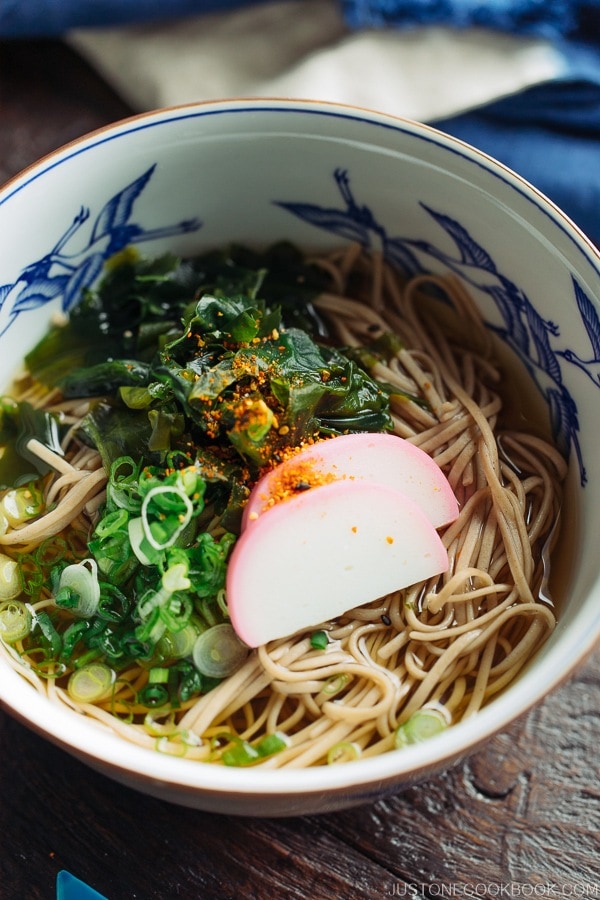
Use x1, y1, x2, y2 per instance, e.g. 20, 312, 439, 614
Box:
0, 244, 567, 767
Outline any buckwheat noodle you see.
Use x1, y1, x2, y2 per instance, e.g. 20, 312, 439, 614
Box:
0, 245, 567, 767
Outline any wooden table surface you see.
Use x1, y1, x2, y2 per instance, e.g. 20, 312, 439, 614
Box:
1, 38, 599, 900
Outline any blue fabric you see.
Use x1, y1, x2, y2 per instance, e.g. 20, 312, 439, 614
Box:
342, 0, 600, 41
433, 37, 600, 243
0, 0, 265, 38
4, 0, 598, 40
56, 871, 107, 900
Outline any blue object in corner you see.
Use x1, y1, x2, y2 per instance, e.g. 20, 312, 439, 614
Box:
432, 39, 600, 245
0, 0, 269, 37
56, 870, 108, 900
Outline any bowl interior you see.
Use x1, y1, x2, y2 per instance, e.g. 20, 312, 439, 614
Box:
1, 99, 599, 814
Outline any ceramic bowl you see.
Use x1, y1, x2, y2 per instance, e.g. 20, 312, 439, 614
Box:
0, 99, 599, 816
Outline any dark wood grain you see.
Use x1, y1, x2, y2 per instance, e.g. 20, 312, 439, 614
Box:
1, 37, 599, 900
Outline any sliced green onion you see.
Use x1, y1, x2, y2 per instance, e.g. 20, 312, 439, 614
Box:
94, 508, 129, 539
218, 731, 288, 767
178, 467, 203, 499
154, 736, 189, 757
148, 666, 170, 684
394, 706, 450, 749
0, 599, 32, 643
143, 711, 179, 737
155, 622, 199, 661
73, 647, 103, 669
54, 559, 100, 618
34, 537, 69, 568
159, 594, 193, 633
17, 555, 44, 600
195, 597, 219, 628
318, 672, 352, 698
310, 630, 328, 651
216, 588, 228, 618
89, 530, 138, 586
255, 731, 289, 759
138, 683, 169, 707
220, 735, 260, 767
60, 620, 93, 662
327, 741, 361, 765
136, 562, 191, 628
68, 663, 115, 703
134, 606, 167, 646
127, 516, 161, 566
162, 562, 191, 594
192, 623, 248, 678
96, 583, 130, 623
143, 712, 201, 746
34, 610, 62, 657
178, 664, 206, 702
1, 485, 44, 526
27, 654, 68, 679
0, 552, 21, 601
106, 456, 142, 513
141, 484, 194, 551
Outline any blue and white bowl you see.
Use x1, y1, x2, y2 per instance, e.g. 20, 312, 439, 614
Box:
0, 99, 599, 815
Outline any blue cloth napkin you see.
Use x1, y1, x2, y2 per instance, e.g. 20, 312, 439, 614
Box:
342, 0, 600, 41
3, 0, 598, 39
0, 0, 264, 37
344, 2, 600, 243
341, 3, 600, 243
435, 37, 600, 243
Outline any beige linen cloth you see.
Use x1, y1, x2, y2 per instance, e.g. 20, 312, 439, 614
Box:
67, 0, 563, 120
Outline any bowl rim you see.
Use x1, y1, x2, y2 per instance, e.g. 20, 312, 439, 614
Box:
1, 96, 600, 798
0, 95, 598, 258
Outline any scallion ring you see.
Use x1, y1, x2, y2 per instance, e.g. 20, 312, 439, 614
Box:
0, 599, 32, 643
54, 559, 100, 618
141, 485, 194, 551
0, 552, 21, 601
318, 672, 352, 698
192, 623, 248, 679
394, 706, 450, 749
155, 623, 199, 661
67, 663, 115, 703
327, 741, 361, 765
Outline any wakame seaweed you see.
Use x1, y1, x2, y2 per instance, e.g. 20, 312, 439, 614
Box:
13, 243, 392, 489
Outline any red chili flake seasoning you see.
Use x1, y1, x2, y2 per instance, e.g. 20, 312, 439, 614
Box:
262, 457, 337, 510
386, 536, 394, 544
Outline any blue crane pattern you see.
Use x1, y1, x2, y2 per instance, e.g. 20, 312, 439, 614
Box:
0, 165, 202, 338
276, 169, 600, 486
1, 165, 597, 485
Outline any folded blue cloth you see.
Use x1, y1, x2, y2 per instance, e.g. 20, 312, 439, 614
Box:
434, 37, 600, 243
342, 0, 600, 42
0, 0, 263, 37
342, 0, 600, 244
4, 0, 597, 40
